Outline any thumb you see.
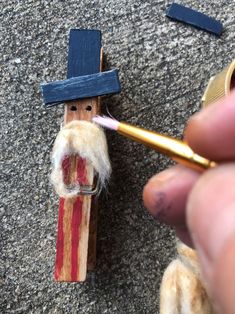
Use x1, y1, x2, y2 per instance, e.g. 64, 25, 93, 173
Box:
187, 164, 235, 314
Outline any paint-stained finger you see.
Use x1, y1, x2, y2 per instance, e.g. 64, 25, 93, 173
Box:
143, 164, 199, 226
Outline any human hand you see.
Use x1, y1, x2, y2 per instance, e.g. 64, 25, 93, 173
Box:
143, 89, 235, 314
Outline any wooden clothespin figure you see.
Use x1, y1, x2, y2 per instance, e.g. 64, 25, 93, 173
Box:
41, 29, 121, 281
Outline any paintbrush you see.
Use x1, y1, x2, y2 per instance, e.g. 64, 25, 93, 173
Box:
92, 115, 217, 171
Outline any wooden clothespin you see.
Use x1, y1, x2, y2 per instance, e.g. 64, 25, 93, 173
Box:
41, 29, 121, 281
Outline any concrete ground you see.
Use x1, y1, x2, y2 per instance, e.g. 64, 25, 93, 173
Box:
1, 0, 234, 313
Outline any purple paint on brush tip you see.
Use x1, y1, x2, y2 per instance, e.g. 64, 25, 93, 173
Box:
92, 115, 119, 131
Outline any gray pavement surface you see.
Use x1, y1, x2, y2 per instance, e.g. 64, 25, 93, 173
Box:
1, 0, 235, 313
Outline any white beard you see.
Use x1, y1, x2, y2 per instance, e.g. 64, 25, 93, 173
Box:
51, 120, 111, 198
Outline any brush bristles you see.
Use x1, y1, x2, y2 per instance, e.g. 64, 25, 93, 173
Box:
92, 115, 119, 131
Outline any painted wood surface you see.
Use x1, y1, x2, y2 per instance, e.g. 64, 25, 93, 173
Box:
55, 156, 94, 281
67, 29, 101, 78
41, 69, 120, 107
54, 29, 102, 282
55, 100, 100, 282
166, 3, 223, 36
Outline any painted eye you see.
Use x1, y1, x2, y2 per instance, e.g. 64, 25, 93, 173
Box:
86, 105, 92, 111
70, 106, 77, 111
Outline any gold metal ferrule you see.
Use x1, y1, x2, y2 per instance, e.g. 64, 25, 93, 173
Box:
118, 122, 216, 171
